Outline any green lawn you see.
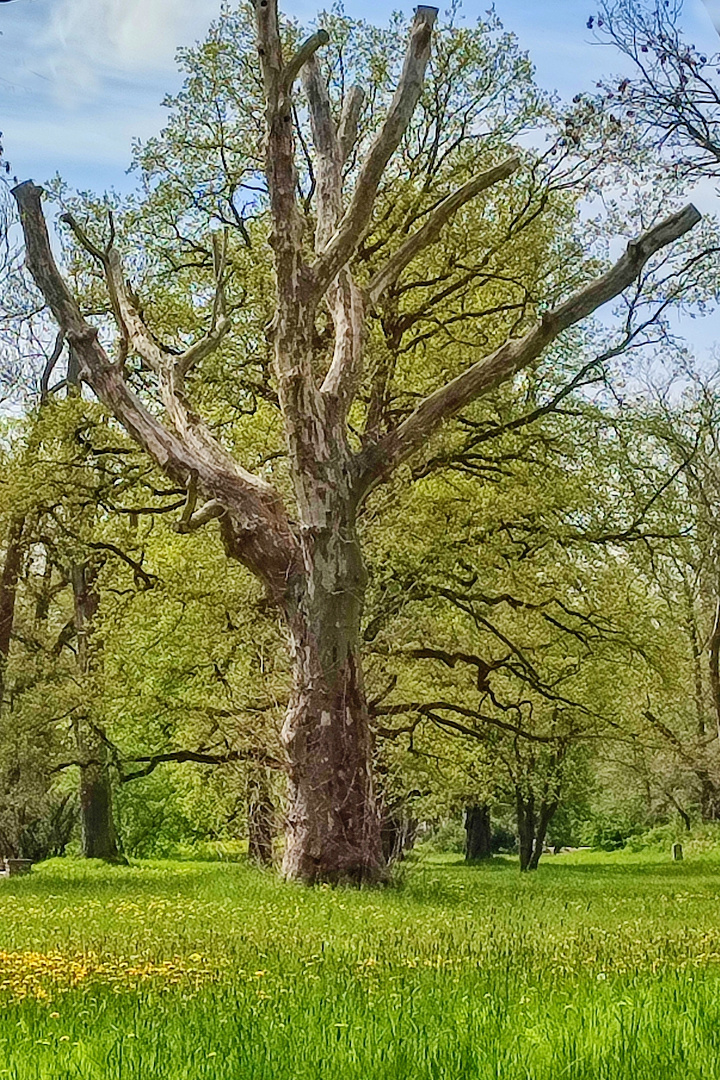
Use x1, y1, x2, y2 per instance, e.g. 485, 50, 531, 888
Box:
1, 848, 720, 1078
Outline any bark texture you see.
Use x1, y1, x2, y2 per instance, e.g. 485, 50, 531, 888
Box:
282, 522, 383, 882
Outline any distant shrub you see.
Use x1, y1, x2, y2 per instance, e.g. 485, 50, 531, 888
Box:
491, 824, 516, 854
421, 819, 466, 854
419, 818, 518, 855
581, 815, 640, 851
625, 822, 720, 854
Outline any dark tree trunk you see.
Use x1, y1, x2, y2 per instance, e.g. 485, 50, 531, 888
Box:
527, 799, 558, 871
516, 790, 536, 872
248, 776, 275, 866
80, 754, 123, 861
464, 804, 492, 862
281, 518, 384, 884
71, 562, 124, 863
381, 806, 417, 864
0, 514, 25, 699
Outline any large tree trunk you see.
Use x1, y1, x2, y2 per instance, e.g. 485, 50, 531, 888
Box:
465, 804, 492, 862
80, 751, 122, 861
281, 519, 384, 884
71, 562, 124, 863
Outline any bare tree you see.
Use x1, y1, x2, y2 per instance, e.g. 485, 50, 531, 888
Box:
11, 3, 702, 882
594, 0, 720, 181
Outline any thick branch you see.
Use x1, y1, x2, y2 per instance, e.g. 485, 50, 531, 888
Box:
40, 331, 66, 403
13, 182, 297, 597
368, 155, 521, 305
373, 700, 561, 744
312, 6, 439, 299
302, 56, 365, 413
356, 203, 702, 495
121, 747, 286, 782
283, 29, 330, 92
338, 86, 365, 166
62, 212, 231, 383
53, 746, 285, 781
174, 499, 226, 534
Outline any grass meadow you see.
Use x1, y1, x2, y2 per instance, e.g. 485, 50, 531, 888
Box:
0, 848, 719, 1078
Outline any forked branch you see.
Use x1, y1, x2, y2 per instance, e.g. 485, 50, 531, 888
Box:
12, 181, 297, 597
312, 6, 439, 299
356, 203, 702, 495
367, 155, 522, 305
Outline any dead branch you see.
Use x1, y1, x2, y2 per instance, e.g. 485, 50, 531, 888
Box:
356, 203, 702, 497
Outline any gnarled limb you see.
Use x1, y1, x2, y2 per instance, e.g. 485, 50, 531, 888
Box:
13, 181, 297, 599
356, 203, 702, 497
174, 499, 226, 534
302, 56, 365, 414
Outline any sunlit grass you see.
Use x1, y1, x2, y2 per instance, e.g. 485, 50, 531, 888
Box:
0, 849, 719, 1076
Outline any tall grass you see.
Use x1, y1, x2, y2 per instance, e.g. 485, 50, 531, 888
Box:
0, 850, 719, 1077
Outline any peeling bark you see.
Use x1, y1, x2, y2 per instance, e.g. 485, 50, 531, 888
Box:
282, 508, 383, 883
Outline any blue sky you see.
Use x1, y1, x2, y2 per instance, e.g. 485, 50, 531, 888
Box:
2, 0, 720, 362
2, 0, 720, 193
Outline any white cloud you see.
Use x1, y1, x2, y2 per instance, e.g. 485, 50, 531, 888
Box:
43, 0, 219, 103
700, 0, 720, 36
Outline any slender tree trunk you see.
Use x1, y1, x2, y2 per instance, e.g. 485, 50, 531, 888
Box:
683, 578, 707, 736
516, 790, 535, 872
281, 513, 384, 884
71, 562, 124, 863
465, 804, 492, 862
527, 800, 558, 871
0, 514, 25, 700
248, 774, 275, 866
699, 772, 720, 821
708, 590, 720, 740
380, 804, 417, 864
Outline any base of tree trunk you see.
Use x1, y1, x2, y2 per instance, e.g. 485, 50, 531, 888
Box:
465, 804, 492, 861
80, 764, 126, 863
248, 782, 275, 866
281, 631, 386, 885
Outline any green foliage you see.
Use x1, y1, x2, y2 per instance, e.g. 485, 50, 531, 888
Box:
418, 818, 466, 854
